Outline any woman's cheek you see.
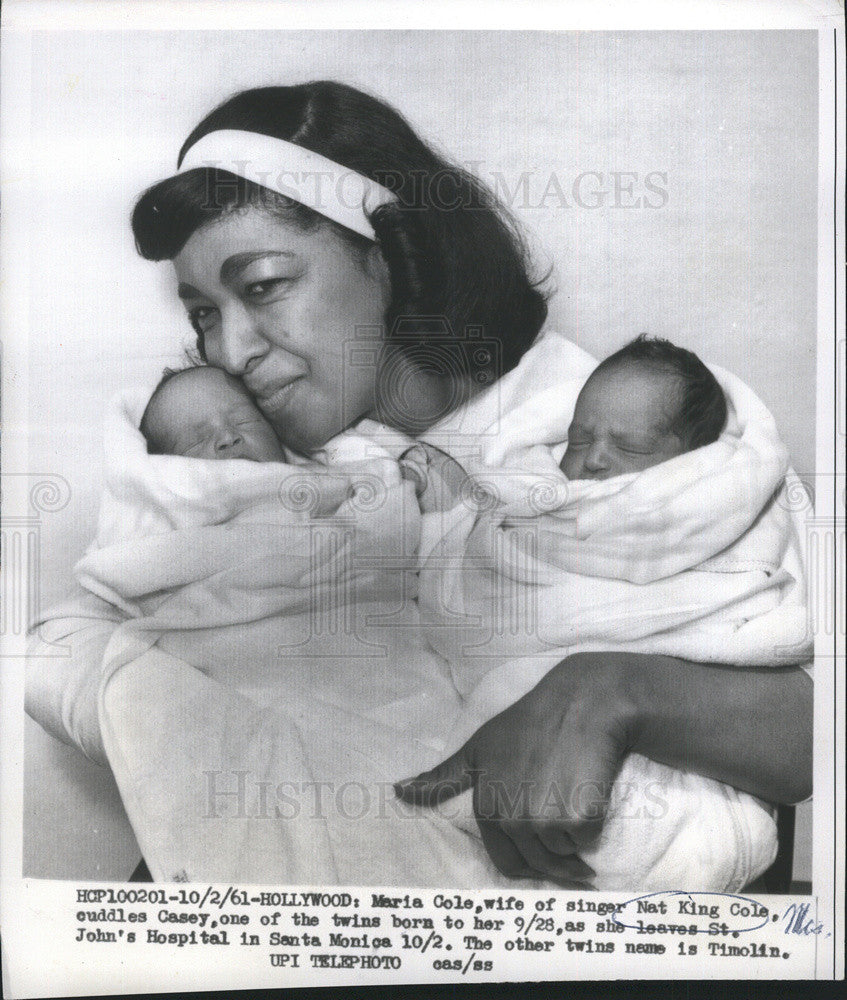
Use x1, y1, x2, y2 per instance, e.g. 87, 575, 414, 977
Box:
260, 299, 295, 349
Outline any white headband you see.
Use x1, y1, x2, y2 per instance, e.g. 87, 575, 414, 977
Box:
178, 129, 396, 241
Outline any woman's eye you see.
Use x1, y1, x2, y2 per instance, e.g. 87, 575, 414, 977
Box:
568, 440, 589, 450
244, 279, 286, 299
187, 306, 218, 333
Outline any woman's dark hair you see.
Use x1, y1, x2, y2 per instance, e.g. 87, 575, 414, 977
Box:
598, 334, 727, 449
131, 82, 548, 379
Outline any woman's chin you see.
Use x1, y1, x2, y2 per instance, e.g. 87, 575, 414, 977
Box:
275, 423, 332, 458
274, 411, 367, 457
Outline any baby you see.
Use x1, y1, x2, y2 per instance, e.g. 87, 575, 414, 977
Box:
406, 335, 727, 512
140, 365, 285, 462
414, 337, 796, 891
560, 334, 727, 480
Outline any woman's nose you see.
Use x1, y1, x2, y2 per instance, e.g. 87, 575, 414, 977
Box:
213, 304, 268, 376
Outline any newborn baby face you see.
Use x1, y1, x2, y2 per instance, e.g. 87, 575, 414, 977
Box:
560, 361, 686, 481
144, 367, 286, 462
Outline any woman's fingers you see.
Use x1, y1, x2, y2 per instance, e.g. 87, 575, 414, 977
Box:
394, 742, 475, 806
393, 655, 629, 884
476, 818, 536, 879
500, 821, 595, 883
482, 823, 596, 888
534, 822, 579, 856
475, 776, 595, 884
473, 764, 558, 880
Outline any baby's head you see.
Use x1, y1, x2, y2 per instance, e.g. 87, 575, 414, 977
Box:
140, 365, 285, 462
561, 335, 727, 481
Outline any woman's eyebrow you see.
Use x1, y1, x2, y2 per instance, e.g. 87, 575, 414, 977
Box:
220, 250, 295, 285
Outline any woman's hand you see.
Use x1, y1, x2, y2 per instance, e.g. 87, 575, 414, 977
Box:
396, 652, 639, 886
396, 652, 813, 884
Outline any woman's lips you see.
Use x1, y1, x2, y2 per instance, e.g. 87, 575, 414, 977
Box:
254, 377, 304, 416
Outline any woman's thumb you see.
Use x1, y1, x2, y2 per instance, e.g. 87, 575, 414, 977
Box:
394, 746, 475, 807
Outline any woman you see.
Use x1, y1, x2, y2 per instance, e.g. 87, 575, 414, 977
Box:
30, 81, 812, 885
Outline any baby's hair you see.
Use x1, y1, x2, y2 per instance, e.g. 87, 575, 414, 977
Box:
597, 334, 727, 449
139, 358, 204, 454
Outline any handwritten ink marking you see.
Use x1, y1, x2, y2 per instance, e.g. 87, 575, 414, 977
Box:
782, 902, 828, 936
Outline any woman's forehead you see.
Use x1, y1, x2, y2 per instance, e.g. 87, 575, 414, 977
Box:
173, 206, 327, 280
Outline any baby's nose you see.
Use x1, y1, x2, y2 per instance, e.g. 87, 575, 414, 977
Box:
215, 429, 244, 453
584, 443, 610, 473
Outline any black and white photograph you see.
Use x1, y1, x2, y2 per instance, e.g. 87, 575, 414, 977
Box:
1, 0, 843, 994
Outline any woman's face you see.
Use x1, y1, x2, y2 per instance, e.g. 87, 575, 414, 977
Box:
173, 207, 391, 453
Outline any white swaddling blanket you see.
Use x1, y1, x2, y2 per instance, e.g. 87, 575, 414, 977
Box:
73, 388, 534, 887
31, 331, 811, 890
415, 333, 811, 890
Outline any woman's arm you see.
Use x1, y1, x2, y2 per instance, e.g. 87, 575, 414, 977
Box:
396, 652, 812, 883
26, 590, 126, 766
623, 653, 812, 804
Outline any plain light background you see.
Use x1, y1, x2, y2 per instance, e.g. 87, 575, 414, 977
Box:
23, 29, 817, 880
